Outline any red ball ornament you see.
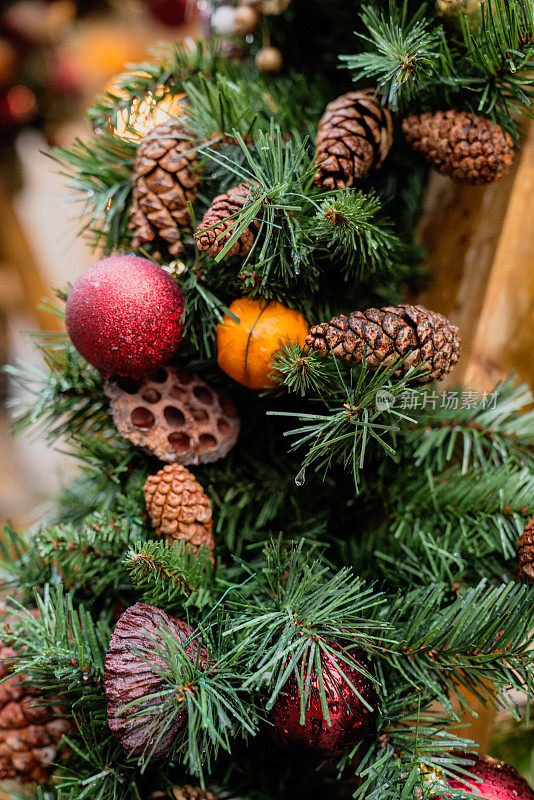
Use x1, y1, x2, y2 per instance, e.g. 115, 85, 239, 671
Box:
144, 0, 194, 26
270, 645, 377, 756
65, 256, 185, 379
443, 756, 534, 800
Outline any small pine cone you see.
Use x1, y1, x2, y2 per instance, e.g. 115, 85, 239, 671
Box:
314, 90, 393, 190
129, 122, 201, 258
0, 635, 71, 783
196, 183, 262, 259
518, 517, 534, 583
152, 787, 216, 800
306, 304, 460, 383
105, 603, 207, 757
402, 110, 514, 185
105, 365, 240, 464
144, 464, 214, 561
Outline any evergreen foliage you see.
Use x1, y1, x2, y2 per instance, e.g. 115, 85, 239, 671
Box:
3, 0, 534, 798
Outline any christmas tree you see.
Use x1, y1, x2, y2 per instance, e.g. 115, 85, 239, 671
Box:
3, 0, 534, 798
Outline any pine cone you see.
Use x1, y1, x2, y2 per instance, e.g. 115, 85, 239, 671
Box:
196, 182, 262, 259
105, 603, 207, 757
306, 304, 460, 383
314, 90, 393, 189
144, 464, 214, 561
518, 517, 534, 583
105, 365, 240, 464
402, 110, 514, 185
152, 787, 216, 800
0, 637, 70, 783
129, 122, 201, 258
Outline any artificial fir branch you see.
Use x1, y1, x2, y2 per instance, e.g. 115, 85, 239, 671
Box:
124, 540, 215, 611
341, 3, 442, 108
402, 378, 534, 473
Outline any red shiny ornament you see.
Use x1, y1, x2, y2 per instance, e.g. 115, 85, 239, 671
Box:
443, 756, 534, 800
66, 256, 185, 379
144, 0, 194, 26
270, 645, 377, 756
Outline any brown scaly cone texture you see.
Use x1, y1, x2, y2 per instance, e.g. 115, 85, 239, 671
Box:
105, 365, 240, 464
196, 182, 262, 259
129, 122, 201, 258
152, 787, 216, 800
306, 304, 461, 384
314, 90, 393, 190
105, 603, 207, 757
0, 637, 71, 782
144, 464, 214, 562
518, 517, 534, 583
402, 110, 514, 185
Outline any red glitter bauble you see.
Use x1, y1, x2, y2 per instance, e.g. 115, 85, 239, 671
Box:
65, 256, 185, 379
270, 645, 377, 756
443, 756, 534, 800
144, 0, 193, 26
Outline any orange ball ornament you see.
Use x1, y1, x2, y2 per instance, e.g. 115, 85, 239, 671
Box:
217, 298, 309, 390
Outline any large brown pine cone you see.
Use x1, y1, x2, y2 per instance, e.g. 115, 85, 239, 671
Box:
195, 182, 263, 259
105, 603, 207, 757
402, 110, 514, 184
152, 787, 216, 800
314, 90, 393, 189
129, 122, 201, 258
0, 638, 71, 782
518, 517, 534, 583
306, 304, 460, 383
144, 464, 214, 561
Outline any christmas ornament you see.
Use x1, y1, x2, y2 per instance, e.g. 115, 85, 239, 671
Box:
129, 122, 200, 259
65, 256, 185, 379
144, 464, 214, 561
105, 365, 240, 464
233, 5, 260, 34
0, 38, 17, 87
441, 755, 534, 799
144, 0, 194, 27
270, 645, 377, 756
402, 110, 514, 185
306, 304, 460, 384
211, 5, 237, 34
196, 183, 263, 259
261, 0, 292, 12
0, 632, 71, 782
217, 297, 309, 389
105, 602, 206, 757
152, 788, 215, 800
518, 516, 534, 583
314, 90, 393, 189
255, 46, 283, 73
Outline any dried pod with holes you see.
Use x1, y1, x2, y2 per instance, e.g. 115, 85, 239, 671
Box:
105, 365, 240, 464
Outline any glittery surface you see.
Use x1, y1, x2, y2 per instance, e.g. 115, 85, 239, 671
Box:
270, 646, 377, 756
445, 756, 534, 800
104, 603, 205, 757
65, 255, 185, 379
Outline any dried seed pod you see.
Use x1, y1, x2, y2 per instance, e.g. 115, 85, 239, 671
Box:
402, 110, 514, 185
144, 464, 214, 561
151, 787, 216, 800
105, 603, 206, 757
105, 365, 240, 464
518, 517, 534, 583
306, 304, 460, 383
314, 90, 393, 189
